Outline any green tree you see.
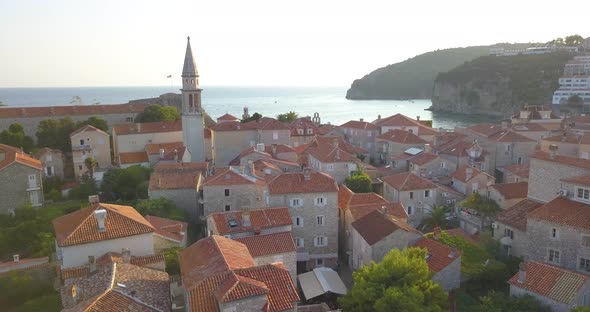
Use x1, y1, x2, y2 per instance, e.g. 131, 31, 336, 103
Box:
241, 112, 263, 123
100, 165, 151, 200
345, 171, 372, 193
568, 95, 584, 107
0, 100, 5, 106
459, 192, 500, 226
571, 307, 590, 312
162, 247, 183, 275
419, 205, 450, 232
84, 157, 98, 178
339, 248, 448, 312
36, 117, 76, 152
0, 123, 35, 153
548, 37, 564, 45
134, 104, 180, 123
477, 291, 550, 312
75, 116, 108, 132
565, 35, 584, 46
276, 111, 298, 123
135, 198, 186, 221
68, 175, 98, 200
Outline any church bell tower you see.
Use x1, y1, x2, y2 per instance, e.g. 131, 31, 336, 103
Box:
181, 36, 205, 162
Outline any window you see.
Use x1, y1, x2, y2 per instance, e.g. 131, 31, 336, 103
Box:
582, 235, 590, 247
367, 131, 372, 137
306, 128, 313, 135
224, 189, 230, 197
46, 166, 53, 176
504, 228, 514, 240
407, 206, 413, 215
326, 164, 334, 171
505, 144, 511, 152
548, 249, 560, 264
272, 131, 279, 140
424, 190, 431, 198
29, 191, 39, 206
294, 216, 304, 227
290, 198, 303, 207
577, 187, 590, 201
294, 237, 304, 248
580, 258, 590, 273
551, 228, 559, 240
316, 215, 325, 226
515, 177, 520, 182
82, 151, 86, 156
28, 174, 37, 188
409, 192, 414, 199
78, 165, 83, 170
441, 162, 446, 169
46, 154, 52, 162
225, 205, 231, 212
315, 197, 326, 206
297, 128, 304, 135
80, 139, 85, 145
316, 258, 324, 266
517, 157, 523, 164
314, 236, 327, 247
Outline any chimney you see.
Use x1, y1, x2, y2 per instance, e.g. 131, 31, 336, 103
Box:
159, 148, 165, 159
379, 205, 387, 215
433, 135, 441, 147
332, 139, 339, 148
88, 195, 99, 205
94, 208, 107, 232
549, 144, 558, 159
377, 114, 381, 120
247, 159, 255, 176
122, 248, 131, 263
173, 149, 178, 162
303, 168, 311, 181
360, 118, 364, 122
335, 149, 340, 160
136, 123, 141, 132
466, 167, 473, 181
518, 262, 527, 283
424, 144, 432, 153
433, 227, 442, 239
256, 143, 265, 153
88, 256, 96, 273
242, 209, 251, 227
13, 254, 19, 263
271, 144, 277, 158
416, 116, 420, 121
240, 165, 245, 174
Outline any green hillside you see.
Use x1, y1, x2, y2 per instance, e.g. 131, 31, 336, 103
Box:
345, 44, 528, 100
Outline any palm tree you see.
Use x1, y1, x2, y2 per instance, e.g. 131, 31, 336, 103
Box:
84, 157, 98, 178
419, 205, 450, 232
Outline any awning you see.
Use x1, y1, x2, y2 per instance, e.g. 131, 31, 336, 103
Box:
297, 267, 347, 300
500, 236, 512, 246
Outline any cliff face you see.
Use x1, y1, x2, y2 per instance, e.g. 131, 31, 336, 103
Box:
431, 52, 571, 116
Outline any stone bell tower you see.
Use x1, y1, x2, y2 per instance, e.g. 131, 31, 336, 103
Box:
181, 36, 205, 162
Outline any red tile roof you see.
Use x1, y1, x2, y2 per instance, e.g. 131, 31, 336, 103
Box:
349, 202, 408, 221
234, 232, 296, 257
489, 129, 535, 143
490, 182, 528, 200
0, 256, 48, 270
542, 132, 583, 144
561, 174, 590, 186
118, 151, 149, 164
508, 261, 589, 304
267, 172, 338, 194
495, 199, 543, 231
527, 197, 590, 231
70, 124, 109, 137
0, 144, 42, 171
373, 114, 438, 135
531, 151, 590, 170
208, 207, 292, 235
113, 121, 182, 135
145, 141, 184, 154
204, 167, 266, 186
307, 144, 358, 163
146, 215, 187, 243
408, 152, 439, 166
52, 203, 154, 247
504, 163, 530, 178
349, 192, 387, 206
451, 164, 490, 183
338, 185, 354, 210
149, 162, 207, 190
0, 103, 149, 118
289, 117, 319, 137
377, 129, 427, 144
214, 271, 270, 303
413, 237, 459, 273
352, 210, 419, 245
33, 147, 63, 159
340, 120, 379, 130
382, 172, 437, 191
511, 123, 550, 132
308, 136, 368, 155
217, 113, 239, 121
213, 117, 290, 132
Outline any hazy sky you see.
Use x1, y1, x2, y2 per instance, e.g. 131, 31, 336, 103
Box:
0, 0, 588, 88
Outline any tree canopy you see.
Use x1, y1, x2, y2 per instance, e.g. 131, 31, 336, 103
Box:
134, 104, 180, 123
276, 111, 298, 123
241, 112, 263, 123
459, 192, 500, 224
345, 171, 372, 193
477, 291, 549, 312
0, 123, 34, 153
135, 198, 186, 221
100, 165, 151, 200
419, 205, 450, 232
36, 116, 109, 153
339, 247, 448, 312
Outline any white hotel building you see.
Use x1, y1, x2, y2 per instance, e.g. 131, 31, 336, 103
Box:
553, 56, 590, 105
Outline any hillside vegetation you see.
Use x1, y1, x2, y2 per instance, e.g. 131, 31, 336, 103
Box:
345, 44, 528, 100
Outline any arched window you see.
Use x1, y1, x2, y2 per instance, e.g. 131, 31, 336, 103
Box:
189, 94, 194, 109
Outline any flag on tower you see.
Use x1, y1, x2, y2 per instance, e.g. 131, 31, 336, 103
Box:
166, 75, 172, 78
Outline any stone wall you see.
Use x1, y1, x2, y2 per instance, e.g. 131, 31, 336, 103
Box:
153, 234, 183, 254
253, 251, 297, 283
212, 130, 257, 166
203, 184, 267, 217
510, 284, 571, 312
218, 295, 269, 312
432, 256, 461, 291
0, 163, 43, 214
528, 158, 590, 203
149, 188, 199, 219
383, 183, 437, 227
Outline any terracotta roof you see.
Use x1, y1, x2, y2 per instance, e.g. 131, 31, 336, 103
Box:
377, 129, 426, 144
113, 121, 182, 135
495, 199, 543, 231
60, 262, 170, 312
413, 237, 459, 273
338, 185, 354, 209
145, 141, 184, 154
508, 261, 589, 304
489, 129, 535, 143
352, 210, 419, 245
511, 123, 549, 132
118, 151, 149, 164
149, 162, 206, 190
213, 271, 269, 303
308, 136, 368, 155
340, 120, 379, 130
33, 147, 63, 159
213, 117, 290, 132
289, 117, 319, 136
373, 114, 438, 135
0, 256, 48, 270
52, 203, 154, 247
382, 172, 437, 191
531, 151, 590, 170
234, 232, 296, 257
561, 174, 590, 186
267, 172, 338, 194
0, 103, 149, 118
349, 202, 408, 221
527, 197, 590, 231
437, 141, 472, 158
543, 132, 582, 144
504, 163, 530, 178
217, 113, 239, 121
451, 164, 488, 183
349, 192, 387, 206
208, 207, 292, 235
490, 182, 528, 200
307, 144, 358, 163
433, 132, 467, 152
70, 124, 109, 137
408, 152, 439, 166
467, 123, 504, 137
204, 166, 266, 187
0, 144, 42, 171
146, 215, 187, 243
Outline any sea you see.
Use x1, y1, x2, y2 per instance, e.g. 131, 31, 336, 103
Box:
0, 86, 498, 129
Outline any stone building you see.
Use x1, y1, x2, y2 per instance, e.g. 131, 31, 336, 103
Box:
307, 141, 359, 184
409, 148, 456, 179
373, 113, 439, 142
289, 117, 320, 147
70, 125, 111, 178
206, 207, 292, 239
340, 119, 380, 161
267, 171, 339, 272
451, 164, 495, 196
413, 237, 462, 292
34, 148, 65, 179
375, 129, 426, 166
494, 199, 543, 258
0, 144, 44, 214
145, 215, 188, 253
381, 172, 438, 227
479, 181, 528, 210
111, 121, 183, 164
502, 163, 529, 183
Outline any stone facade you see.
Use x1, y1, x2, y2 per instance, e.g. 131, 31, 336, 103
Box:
149, 188, 200, 218
0, 163, 43, 214
70, 127, 111, 178
36, 149, 65, 179
113, 129, 182, 159
341, 123, 379, 160
528, 157, 590, 203
253, 252, 297, 283
351, 227, 421, 270
492, 221, 529, 258
432, 257, 461, 292
410, 157, 456, 180
308, 155, 357, 184
203, 184, 267, 217
382, 183, 437, 227
153, 234, 185, 253
511, 281, 590, 312
218, 295, 269, 312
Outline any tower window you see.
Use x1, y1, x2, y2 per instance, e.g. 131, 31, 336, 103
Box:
189, 94, 194, 108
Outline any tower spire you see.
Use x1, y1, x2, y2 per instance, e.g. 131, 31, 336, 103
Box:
182, 36, 198, 78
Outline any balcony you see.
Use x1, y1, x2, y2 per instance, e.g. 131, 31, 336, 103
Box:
72, 145, 92, 151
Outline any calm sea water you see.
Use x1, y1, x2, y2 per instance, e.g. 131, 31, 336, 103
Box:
0, 86, 496, 129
